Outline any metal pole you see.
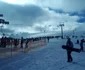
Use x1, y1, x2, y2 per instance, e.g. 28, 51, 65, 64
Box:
59, 23, 64, 39
61, 26, 63, 39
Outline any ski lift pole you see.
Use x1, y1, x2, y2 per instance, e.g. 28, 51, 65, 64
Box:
59, 23, 64, 39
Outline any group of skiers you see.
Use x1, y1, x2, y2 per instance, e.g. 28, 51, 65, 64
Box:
65, 37, 84, 62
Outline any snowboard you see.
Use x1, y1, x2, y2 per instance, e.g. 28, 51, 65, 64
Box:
62, 45, 80, 53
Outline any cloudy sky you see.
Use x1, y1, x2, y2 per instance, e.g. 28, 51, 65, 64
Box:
0, 0, 85, 38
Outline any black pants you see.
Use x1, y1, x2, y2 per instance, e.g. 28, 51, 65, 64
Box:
67, 50, 73, 62
80, 46, 84, 51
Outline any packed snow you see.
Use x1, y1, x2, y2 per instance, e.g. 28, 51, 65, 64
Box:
0, 38, 85, 70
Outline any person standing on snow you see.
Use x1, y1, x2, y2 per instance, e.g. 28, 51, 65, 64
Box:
22, 40, 26, 52
76, 39, 79, 44
80, 39, 84, 51
66, 38, 74, 62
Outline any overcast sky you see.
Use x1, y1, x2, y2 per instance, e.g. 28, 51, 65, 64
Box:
0, 0, 85, 38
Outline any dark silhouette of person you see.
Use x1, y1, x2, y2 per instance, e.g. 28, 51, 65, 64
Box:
47, 37, 49, 43
76, 39, 79, 44
21, 37, 23, 48
66, 38, 73, 62
14, 39, 18, 48
1, 36, 6, 48
80, 39, 84, 51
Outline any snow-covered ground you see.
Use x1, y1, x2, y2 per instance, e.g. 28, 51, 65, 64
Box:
0, 38, 85, 70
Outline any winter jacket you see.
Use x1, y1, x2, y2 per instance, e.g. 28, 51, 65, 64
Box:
66, 39, 74, 49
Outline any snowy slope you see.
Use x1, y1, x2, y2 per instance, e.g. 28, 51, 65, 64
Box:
0, 38, 85, 70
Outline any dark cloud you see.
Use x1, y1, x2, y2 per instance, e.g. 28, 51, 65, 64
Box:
77, 17, 85, 23
36, 0, 85, 12
68, 10, 85, 23
69, 12, 79, 16
47, 7, 85, 23
69, 10, 85, 17
0, 2, 47, 26
48, 7, 85, 17
48, 7, 66, 14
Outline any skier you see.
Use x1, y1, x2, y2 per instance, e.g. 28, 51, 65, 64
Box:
66, 38, 73, 62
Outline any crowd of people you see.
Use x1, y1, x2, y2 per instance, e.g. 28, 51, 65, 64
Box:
0, 36, 20, 48
0, 35, 60, 48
